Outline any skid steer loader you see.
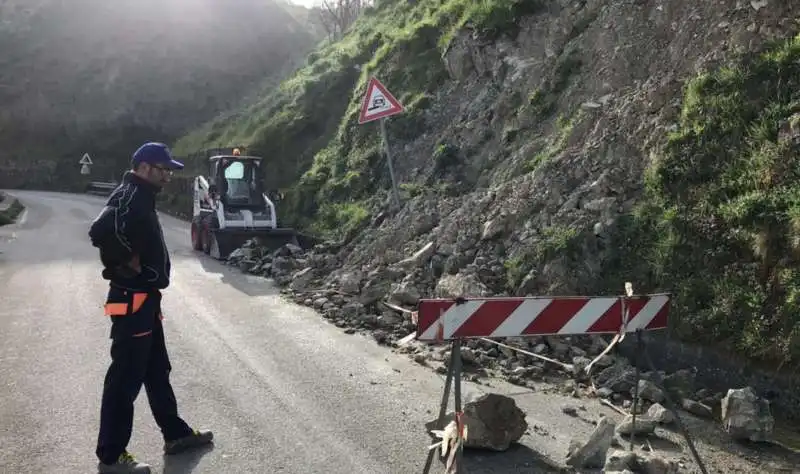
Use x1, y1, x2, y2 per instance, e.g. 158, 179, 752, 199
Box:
190, 152, 302, 260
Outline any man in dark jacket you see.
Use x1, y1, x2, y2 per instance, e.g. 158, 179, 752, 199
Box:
89, 142, 213, 474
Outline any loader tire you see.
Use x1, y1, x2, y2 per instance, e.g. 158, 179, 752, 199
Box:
190, 217, 203, 251
201, 215, 219, 255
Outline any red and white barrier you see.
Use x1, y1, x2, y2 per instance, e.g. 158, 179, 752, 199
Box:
415, 294, 670, 342
413, 289, 703, 474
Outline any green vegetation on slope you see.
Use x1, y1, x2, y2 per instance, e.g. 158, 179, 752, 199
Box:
608, 34, 800, 366
173, 0, 546, 239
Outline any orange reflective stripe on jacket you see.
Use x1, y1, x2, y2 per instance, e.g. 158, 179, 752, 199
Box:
104, 292, 148, 316
104, 303, 128, 316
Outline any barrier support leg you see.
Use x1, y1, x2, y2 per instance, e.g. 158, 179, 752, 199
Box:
421, 339, 463, 474
629, 331, 643, 450
638, 331, 709, 474
452, 340, 463, 472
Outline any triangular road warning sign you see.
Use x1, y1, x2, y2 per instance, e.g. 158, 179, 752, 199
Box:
358, 77, 404, 124
79, 153, 93, 165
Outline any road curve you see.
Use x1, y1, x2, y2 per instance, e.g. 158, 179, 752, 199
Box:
0, 191, 573, 474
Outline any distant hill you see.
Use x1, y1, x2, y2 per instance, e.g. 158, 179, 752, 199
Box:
276, 0, 330, 41
0, 0, 319, 188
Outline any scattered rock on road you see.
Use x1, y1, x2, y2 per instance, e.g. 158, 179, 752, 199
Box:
424, 393, 527, 451
565, 415, 616, 469
616, 414, 657, 436
681, 399, 714, 419
721, 386, 775, 442
604, 449, 680, 473
636, 379, 665, 404
647, 403, 675, 425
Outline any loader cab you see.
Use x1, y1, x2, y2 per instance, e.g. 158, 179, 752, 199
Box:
208, 155, 266, 210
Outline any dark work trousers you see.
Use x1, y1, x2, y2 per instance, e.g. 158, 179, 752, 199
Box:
96, 287, 192, 464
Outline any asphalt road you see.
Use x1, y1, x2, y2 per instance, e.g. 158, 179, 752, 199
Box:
0, 191, 578, 474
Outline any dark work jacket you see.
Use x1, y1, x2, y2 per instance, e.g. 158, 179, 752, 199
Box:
88, 171, 172, 292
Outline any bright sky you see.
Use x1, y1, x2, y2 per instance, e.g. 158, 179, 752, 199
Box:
286, 0, 322, 8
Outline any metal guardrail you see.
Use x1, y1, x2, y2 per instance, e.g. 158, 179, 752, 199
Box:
85, 181, 118, 196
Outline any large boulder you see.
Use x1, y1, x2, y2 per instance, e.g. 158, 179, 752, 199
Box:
647, 403, 675, 425
635, 379, 665, 404
290, 267, 316, 290
358, 278, 391, 306
565, 416, 616, 469
425, 393, 527, 451
434, 272, 491, 298
595, 360, 638, 393
389, 279, 422, 305
616, 414, 657, 436
337, 270, 364, 294
721, 386, 774, 442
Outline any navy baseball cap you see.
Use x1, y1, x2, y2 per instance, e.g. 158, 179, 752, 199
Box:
132, 142, 184, 170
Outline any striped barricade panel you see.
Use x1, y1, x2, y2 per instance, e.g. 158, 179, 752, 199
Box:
415, 294, 670, 342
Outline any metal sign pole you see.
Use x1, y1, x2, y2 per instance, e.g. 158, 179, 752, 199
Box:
359, 77, 404, 211
379, 117, 401, 210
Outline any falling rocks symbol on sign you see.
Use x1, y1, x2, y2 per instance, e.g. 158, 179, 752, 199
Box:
369, 96, 386, 111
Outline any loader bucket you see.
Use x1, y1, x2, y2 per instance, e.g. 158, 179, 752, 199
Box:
208, 227, 302, 260
250, 228, 304, 253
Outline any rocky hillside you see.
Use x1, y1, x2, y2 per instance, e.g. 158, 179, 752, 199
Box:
0, 0, 321, 190
175, 0, 800, 369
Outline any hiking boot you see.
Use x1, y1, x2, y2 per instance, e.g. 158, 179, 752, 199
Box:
97, 451, 151, 473
164, 429, 214, 455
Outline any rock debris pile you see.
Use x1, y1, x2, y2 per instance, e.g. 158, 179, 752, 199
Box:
227, 240, 777, 455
